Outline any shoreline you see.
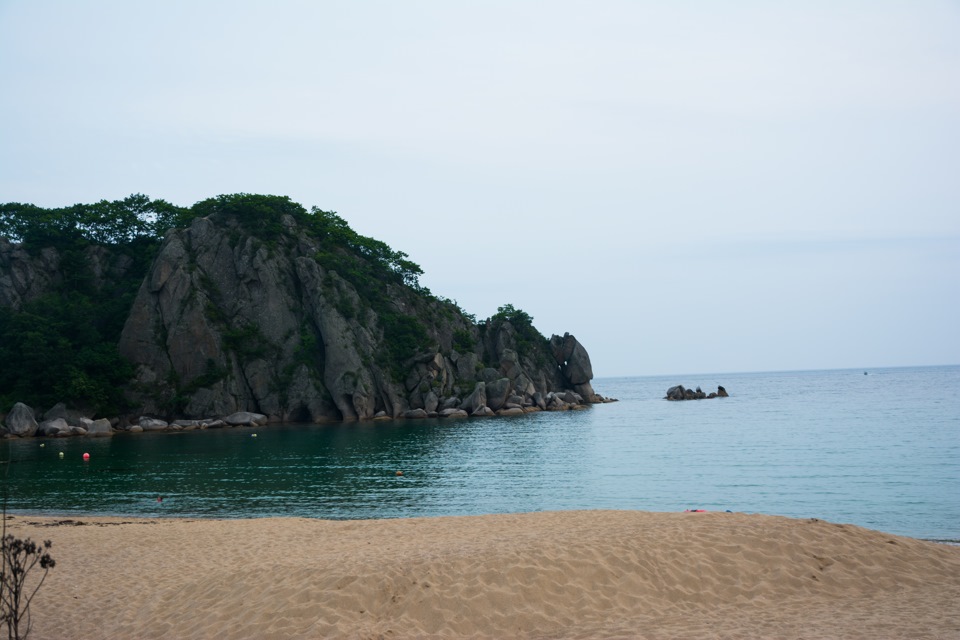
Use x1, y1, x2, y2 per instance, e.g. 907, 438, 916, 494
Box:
6, 508, 960, 546
6, 509, 960, 639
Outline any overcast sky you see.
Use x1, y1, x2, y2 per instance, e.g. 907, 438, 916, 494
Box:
1, 1, 958, 378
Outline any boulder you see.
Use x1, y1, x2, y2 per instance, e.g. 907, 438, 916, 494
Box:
139, 417, 169, 431
402, 408, 428, 419
4, 402, 38, 437
532, 392, 546, 411
497, 407, 524, 417
85, 418, 113, 437
42, 402, 89, 428
129, 425, 144, 433
717, 386, 729, 397
224, 412, 268, 427
485, 378, 512, 411
37, 418, 69, 437
423, 390, 439, 414
459, 382, 487, 414
439, 408, 468, 418
471, 406, 495, 417
665, 385, 686, 401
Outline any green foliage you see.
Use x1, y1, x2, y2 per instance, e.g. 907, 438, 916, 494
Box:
191, 193, 306, 241
379, 312, 429, 378
307, 208, 424, 290
0, 294, 135, 415
453, 329, 475, 353
490, 303, 534, 328
0, 194, 190, 247
483, 303, 550, 368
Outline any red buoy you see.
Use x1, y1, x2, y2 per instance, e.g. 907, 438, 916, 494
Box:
82, 452, 90, 461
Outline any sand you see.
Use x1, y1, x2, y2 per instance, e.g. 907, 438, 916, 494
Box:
3, 510, 958, 639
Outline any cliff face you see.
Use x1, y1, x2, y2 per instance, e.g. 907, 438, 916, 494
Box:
117, 213, 601, 422
0, 237, 138, 310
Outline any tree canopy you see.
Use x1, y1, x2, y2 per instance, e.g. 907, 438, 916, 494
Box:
0, 194, 190, 247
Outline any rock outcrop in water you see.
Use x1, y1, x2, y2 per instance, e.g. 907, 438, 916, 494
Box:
665, 385, 728, 400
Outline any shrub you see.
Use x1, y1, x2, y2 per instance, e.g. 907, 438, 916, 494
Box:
0, 534, 56, 640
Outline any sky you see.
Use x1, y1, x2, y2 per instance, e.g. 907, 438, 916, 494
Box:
1, 1, 958, 378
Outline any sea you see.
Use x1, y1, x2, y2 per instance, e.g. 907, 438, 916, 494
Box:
2, 365, 958, 542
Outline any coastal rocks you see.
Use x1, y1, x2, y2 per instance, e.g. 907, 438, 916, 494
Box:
4, 204, 614, 427
139, 417, 169, 431
2, 401, 285, 437
665, 385, 729, 401
37, 418, 70, 437
85, 418, 114, 436
4, 402, 38, 437
224, 412, 268, 427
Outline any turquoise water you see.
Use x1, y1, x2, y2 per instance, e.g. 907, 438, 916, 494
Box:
2, 366, 958, 540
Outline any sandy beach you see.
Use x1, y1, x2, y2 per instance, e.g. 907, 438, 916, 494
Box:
4, 510, 959, 639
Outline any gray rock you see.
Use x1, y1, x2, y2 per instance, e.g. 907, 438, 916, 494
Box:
459, 382, 487, 414
665, 385, 686, 401
479, 368, 501, 384
43, 402, 89, 428
485, 378, 512, 412
86, 418, 113, 437
439, 408, 468, 418
37, 418, 69, 437
497, 407, 524, 416
402, 408, 428, 419
532, 392, 546, 411
4, 402, 38, 437
128, 425, 144, 433
471, 406, 495, 417
139, 417, 169, 431
224, 412, 267, 426
423, 390, 439, 414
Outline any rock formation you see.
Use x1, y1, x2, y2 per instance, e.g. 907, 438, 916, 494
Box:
112, 211, 611, 423
665, 385, 728, 401
1, 198, 614, 436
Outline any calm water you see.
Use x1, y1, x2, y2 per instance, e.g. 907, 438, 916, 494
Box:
2, 366, 958, 540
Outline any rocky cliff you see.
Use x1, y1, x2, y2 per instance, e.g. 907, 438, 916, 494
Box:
116, 210, 605, 423
1, 195, 609, 429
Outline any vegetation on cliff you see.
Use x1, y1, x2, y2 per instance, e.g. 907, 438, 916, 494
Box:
1, 194, 591, 423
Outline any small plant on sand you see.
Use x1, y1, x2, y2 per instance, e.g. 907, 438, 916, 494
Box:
0, 533, 55, 640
